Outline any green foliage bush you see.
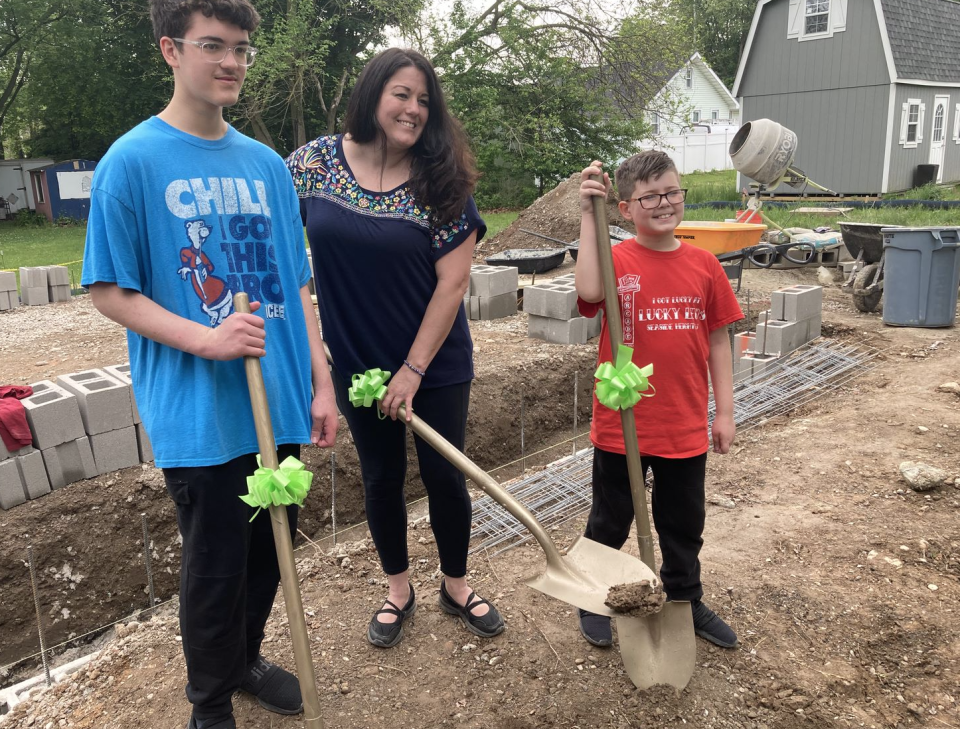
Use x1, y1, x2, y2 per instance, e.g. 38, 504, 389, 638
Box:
13, 209, 48, 228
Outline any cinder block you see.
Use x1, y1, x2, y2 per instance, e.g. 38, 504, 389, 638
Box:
468, 296, 480, 320
478, 291, 518, 320
553, 273, 575, 284
468, 265, 518, 298
0, 438, 33, 461
586, 312, 601, 339
49, 285, 72, 303
0, 270, 16, 291
733, 331, 756, 373
0, 291, 10, 310
840, 261, 858, 276
818, 248, 840, 267
41, 265, 70, 285
739, 353, 779, 380
19, 267, 47, 288
528, 314, 588, 345
523, 282, 579, 320
16, 451, 51, 500
22, 380, 86, 449
806, 317, 822, 341
103, 364, 140, 424
136, 423, 154, 463
56, 370, 134, 435
772, 285, 823, 323
89, 426, 140, 474
21, 286, 49, 305
754, 319, 808, 356
0, 459, 26, 510
41, 437, 98, 489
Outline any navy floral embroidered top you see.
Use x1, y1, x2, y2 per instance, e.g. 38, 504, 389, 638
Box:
286, 134, 485, 388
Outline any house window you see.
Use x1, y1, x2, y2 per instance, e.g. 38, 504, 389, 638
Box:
692, 110, 701, 123
34, 176, 45, 204
899, 98, 924, 149
651, 114, 660, 136
711, 110, 719, 121
685, 67, 693, 89
804, 0, 829, 35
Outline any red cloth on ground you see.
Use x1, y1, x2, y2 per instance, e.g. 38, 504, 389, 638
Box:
0, 385, 34, 451
578, 240, 743, 458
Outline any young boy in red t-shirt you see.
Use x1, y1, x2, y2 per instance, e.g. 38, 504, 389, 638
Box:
574, 151, 743, 649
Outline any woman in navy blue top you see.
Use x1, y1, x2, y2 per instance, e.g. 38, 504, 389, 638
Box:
287, 48, 504, 648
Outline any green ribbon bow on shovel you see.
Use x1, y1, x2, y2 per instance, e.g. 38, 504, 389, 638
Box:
594, 344, 655, 411
240, 455, 314, 522
348, 368, 391, 409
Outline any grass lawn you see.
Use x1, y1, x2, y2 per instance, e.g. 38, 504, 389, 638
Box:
0, 223, 87, 288
482, 210, 520, 238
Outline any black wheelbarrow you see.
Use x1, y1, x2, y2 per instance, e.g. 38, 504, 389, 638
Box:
838, 223, 903, 312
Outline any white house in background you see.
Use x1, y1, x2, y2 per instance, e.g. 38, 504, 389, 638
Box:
646, 52, 740, 136
635, 53, 740, 174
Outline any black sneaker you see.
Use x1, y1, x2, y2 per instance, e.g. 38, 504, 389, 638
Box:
438, 580, 505, 638
187, 714, 236, 729
240, 655, 303, 715
577, 609, 612, 647
692, 600, 738, 648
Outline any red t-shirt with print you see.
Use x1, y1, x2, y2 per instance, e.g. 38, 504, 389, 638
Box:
578, 239, 744, 458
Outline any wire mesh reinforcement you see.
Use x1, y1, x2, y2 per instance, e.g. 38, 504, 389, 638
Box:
469, 339, 880, 557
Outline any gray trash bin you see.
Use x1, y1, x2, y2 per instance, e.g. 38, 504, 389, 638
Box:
882, 227, 960, 327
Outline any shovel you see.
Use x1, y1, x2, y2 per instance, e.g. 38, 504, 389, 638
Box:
235, 292, 324, 729
589, 174, 697, 690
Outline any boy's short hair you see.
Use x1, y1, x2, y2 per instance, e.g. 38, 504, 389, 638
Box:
615, 151, 679, 200
149, 0, 261, 45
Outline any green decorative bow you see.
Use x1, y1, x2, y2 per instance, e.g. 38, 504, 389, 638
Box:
594, 344, 655, 411
348, 368, 391, 408
240, 455, 314, 521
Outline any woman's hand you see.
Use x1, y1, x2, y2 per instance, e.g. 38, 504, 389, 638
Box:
381, 365, 423, 422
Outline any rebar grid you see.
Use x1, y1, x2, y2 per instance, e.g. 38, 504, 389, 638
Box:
469, 340, 879, 556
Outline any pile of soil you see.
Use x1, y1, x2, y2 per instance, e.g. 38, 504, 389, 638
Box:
605, 580, 664, 617
476, 174, 629, 260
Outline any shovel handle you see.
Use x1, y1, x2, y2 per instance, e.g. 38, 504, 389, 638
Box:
589, 176, 656, 573
234, 293, 324, 729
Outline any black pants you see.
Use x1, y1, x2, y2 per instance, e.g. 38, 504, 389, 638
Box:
163, 445, 299, 719
332, 368, 472, 577
585, 447, 707, 602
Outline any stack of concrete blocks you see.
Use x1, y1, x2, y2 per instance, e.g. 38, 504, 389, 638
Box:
21, 381, 97, 492
103, 363, 153, 463
0, 438, 45, 510
56, 369, 140, 475
0, 271, 19, 311
464, 265, 518, 320
18, 267, 49, 306
41, 265, 72, 302
525, 273, 601, 345
734, 285, 823, 382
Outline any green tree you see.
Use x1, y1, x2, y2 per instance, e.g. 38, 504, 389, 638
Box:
670, 0, 756, 88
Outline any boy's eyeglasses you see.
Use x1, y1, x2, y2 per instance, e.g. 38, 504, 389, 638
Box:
173, 38, 258, 67
628, 189, 687, 209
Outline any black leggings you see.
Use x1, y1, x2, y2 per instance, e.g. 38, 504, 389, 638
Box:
163, 444, 299, 720
332, 368, 472, 577
585, 447, 707, 602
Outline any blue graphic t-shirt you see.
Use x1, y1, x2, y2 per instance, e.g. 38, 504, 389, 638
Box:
286, 135, 485, 388
82, 117, 313, 467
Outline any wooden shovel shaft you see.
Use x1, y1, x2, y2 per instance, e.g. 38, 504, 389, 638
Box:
589, 184, 656, 572
234, 293, 324, 729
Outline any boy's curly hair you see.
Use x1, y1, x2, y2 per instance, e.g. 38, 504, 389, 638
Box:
149, 0, 260, 45
615, 151, 679, 200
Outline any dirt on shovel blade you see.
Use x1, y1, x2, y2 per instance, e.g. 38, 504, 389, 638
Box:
604, 579, 665, 616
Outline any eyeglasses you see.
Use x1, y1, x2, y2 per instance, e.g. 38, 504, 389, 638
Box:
173, 38, 258, 67
628, 189, 687, 209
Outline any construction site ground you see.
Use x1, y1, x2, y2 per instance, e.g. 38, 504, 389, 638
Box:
1, 206, 960, 726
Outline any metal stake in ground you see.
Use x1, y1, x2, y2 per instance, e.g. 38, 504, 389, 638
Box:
520, 399, 526, 474
27, 546, 52, 687
234, 293, 324, 729
572, 370, 579, 456
141, 514, 156, 613
330, 452, 337, 546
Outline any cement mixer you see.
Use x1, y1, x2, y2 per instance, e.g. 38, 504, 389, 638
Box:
728, 119, 836, 239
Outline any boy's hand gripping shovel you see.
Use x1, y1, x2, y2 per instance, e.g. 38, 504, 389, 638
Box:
589, 176, 697, 690
235, 293, 325, 728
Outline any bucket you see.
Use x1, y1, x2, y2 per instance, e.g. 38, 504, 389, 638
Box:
729, 119, 798, 186
882, 227, 960, 327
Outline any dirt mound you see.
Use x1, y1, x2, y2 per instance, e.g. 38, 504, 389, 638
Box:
476, 174, 629, 259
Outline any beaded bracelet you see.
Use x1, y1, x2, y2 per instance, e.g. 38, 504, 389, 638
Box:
403, 359, 426, 377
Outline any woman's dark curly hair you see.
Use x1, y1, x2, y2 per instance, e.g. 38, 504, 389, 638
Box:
343, 48, 479, 225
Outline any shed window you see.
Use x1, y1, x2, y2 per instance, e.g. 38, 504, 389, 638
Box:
899, 99, 924, 149
805, 0, 829, 34
789, 0, 845, 41
932, 104, 945, 143
954, 103, 960, 143
906, 103, 920, 143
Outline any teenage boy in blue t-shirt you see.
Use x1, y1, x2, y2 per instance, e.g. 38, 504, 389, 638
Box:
81, 2, 338, 728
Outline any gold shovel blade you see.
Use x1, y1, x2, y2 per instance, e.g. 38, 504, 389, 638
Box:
524, 536, 658, 617
616, 601, 696, 690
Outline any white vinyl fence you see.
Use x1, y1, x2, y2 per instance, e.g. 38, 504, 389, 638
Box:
636, 128, 739, 175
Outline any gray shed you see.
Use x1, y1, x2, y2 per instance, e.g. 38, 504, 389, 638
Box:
734, 0, 960, 194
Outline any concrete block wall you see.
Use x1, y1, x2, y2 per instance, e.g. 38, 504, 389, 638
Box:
525, 273, 601, 345
13, 266, 72, 306
0, 271, 19, 311
738, 285, 824, 381
465, 265, 518, 321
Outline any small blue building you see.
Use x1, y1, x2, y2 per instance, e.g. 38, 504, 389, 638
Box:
28, 159, 97, 222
